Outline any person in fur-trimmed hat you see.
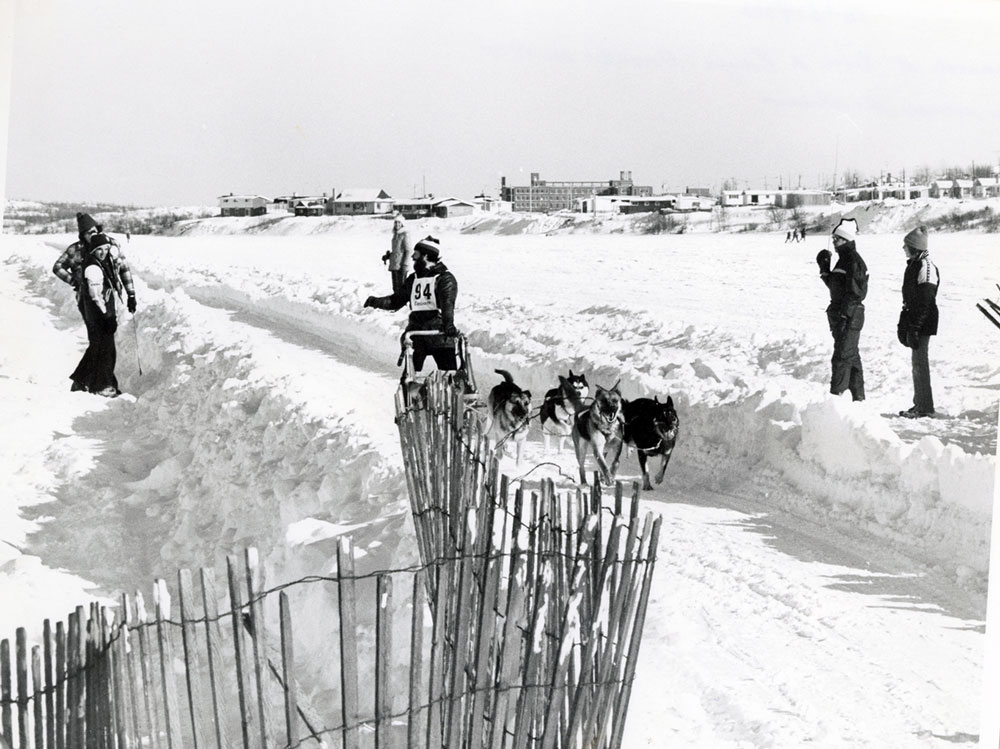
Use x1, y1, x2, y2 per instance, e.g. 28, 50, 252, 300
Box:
896, 225, 939, 417
816, 217, 868, 401
364, 235, 460, 374
382, 212, 411, 293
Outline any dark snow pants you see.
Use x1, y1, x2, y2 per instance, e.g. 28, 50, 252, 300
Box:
910, 335, 934, 413
70, 297, 119, 394
830, 308, 864, 401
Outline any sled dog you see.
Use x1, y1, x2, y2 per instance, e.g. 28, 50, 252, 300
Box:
572, 382, 625, 485
539, 370, 590, 452
623, 395, 679, 490
487, 369, 532, 464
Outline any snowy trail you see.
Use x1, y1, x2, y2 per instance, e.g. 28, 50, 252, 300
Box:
2, 233, 991, 747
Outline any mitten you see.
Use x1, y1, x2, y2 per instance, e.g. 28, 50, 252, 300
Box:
127, 295, 137, 314
815, 249, 831, 273
905, 329, 920, 349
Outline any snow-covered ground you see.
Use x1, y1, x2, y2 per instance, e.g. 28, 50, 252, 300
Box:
1, 215, 998, 747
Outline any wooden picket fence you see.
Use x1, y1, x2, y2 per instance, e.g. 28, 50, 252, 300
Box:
394, 371, 662, 748
1, 374, 660, 749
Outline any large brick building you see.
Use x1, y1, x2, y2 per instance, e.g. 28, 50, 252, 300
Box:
500, 171, 652, 212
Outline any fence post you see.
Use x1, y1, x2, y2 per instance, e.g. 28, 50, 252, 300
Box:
243, 549, 272, 749
407, 570, 426, 749
225, 555, 253, 749
133, 592, 162, 749
1, 638, 11, 746
277, 591, 299, 749
32, 644, 44, 749
178, 569, 207, 749
154, 580, 183, 749
55, 622, 65, 749
15, 628, 28, 749
199, 569, 228, 749
336, 537, 360, 749
43, 620, 55, 749
375, 575, 393, 749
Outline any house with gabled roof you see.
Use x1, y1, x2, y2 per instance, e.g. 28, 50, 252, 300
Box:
952, 179, 974, 198
328, 189, 394, 216
929, 179, 955, 199
218, 194, 269, 217
973, 177, 1000, 198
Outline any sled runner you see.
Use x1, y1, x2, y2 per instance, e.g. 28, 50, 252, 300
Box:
977, 287, 1000, 331
399, 330, 480, 409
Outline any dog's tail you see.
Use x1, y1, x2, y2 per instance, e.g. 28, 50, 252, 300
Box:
494, 368, 515, 384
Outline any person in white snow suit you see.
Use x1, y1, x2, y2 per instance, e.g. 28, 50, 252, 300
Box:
382, 213, 411, 293
896, 225, 940, 418
69, 233, 125, 396
53, 212, 137, 325
816, 218, 868, 401
364, 235, 460, 372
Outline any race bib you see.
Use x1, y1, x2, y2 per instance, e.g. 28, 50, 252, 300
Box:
410, 277, 438, 312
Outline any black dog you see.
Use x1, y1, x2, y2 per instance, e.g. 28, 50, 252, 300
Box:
572, 383, 625, 485
539, 370, 589, 453
623, 395, 679, 490
487, 369, 532, 464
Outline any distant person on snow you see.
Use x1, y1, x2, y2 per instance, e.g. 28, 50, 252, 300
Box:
896, 225, 940, 418
364, 235, 460, 373
382, 212, 411, 293
785, 230, 792, 243
816, 218, 868, 401
53, 212, 137, 325
69, 233, 128, 396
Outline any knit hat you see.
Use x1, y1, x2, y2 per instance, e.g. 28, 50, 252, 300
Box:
831, 218, 858, 243
414, 235, 441, 261
903, 225, 928, 252
89, 233, 112, 252
76, 212, 99, 235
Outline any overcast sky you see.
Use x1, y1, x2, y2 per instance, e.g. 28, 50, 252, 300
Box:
2, 0, 999, 207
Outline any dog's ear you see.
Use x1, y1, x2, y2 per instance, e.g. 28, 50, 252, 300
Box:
610, 379, 621, 393
524, 390, 531, 399
568, 369, 575, 378
666, 395, 674, 409
653, 394, 660, 403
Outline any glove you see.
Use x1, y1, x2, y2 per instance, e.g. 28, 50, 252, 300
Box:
127, 295, 137, 314
443, 324, 459, 337
815, 249, 832, 273
381, 251, 391, 264
363, 296, 376, 308
905, 329, 920, 349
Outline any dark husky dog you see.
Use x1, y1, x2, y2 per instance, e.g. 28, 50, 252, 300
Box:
572, 382, 625, 485
487, 369, 532, 464
623, 395, 679, 490
539, 370, 589, 452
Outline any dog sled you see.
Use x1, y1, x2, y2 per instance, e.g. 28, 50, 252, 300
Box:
398, 330, 483, 411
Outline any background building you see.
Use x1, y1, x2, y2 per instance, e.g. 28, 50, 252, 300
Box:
500, 170, 652, 212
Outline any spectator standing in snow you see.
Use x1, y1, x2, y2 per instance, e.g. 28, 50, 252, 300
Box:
896, 225, 940, 418
383, 212, 411, 293
364, 235, 460, 372
69, 233, 126, 396
816, 218, 868, 401
53, 212, 137, 325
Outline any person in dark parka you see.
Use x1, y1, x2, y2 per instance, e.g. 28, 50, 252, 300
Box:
897, 225, 940, 418
69, 234, 122, 396
364, 235, 459, 373
816, 218, 868, 401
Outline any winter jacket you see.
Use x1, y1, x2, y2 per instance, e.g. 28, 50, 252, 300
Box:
821, 242, 868, 333
367, 262, 457, 333
900, 250, 939, 337
53, 239, 135, 301
389, 227, 411, 273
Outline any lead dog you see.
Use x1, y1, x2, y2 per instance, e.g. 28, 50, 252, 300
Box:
623, 395, 679, 490
539, 370, 590, 453
572, 382, 625, 485
487, 369, 532, 464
